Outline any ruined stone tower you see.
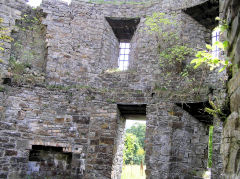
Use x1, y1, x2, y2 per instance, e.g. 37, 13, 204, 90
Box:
0, 0, 230, 178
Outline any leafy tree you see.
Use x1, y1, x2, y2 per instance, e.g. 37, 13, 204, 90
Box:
126, 123, 146, 149
123, 123, 146, 165
123, 133, 140, 164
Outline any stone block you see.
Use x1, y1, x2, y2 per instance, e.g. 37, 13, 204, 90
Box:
90, 140, 99, 145
3, 132, 21, 137
73, 115, 90, 124
10, 157, 27, 163
172, 121, 184, 129
0, 173, 7, 179
230, 87, 240, 112
99, 137, 114, 145
229, 13, 240, 45
228, 71, 240, 95
0, 137, 9, 143
5, 150, 17, 156
55, 118, 65, 123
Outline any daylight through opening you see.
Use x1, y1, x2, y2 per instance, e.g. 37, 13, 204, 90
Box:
111, 104, 146, 179
212, 29, 220, 58
122, 120, 146, 179
118, 42, 130, 71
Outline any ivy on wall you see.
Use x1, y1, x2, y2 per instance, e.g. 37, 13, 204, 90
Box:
145, 12, 195, 76
0, 18, 14, 63
144, 12, 207, 98
144, 13, 231, 101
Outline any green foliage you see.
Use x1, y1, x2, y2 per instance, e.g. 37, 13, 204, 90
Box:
215, 17, 229, 32
12, 12, 42, 65
204, 99, 225, 119
17, 13, 41, 31
208, 126, 213, 168
145, 12, 176, 34
7, 57, 35, 85
191, 17, 231, 72
123, 123, 146, 165
126, 123, 146, 149
0, 18, 14, 43
145, 12, 195, 77
191, 43, 230, 72
9, 57, 29, 75
123, 133, 141, 165
106, 98, 115, 103
0, 85, 6, 92
0, 18, 14, 57
160, 45, 194, 62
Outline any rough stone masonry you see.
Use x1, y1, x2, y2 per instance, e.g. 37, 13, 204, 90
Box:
220, 0, 240, 178
0, 0, 231, 178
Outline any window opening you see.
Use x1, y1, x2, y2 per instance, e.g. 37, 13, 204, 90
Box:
118, 42, 130, 71
105, 18, 140, 71
212, 29, 220, 58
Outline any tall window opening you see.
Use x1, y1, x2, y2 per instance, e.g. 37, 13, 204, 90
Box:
119, 42, 130, 71
105, 17, 140, 71
212, 29, 220, 58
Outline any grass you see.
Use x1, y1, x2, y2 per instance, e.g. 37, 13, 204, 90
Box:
121, 165, 146, 179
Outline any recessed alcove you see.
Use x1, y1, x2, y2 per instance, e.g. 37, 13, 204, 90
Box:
175, 101, 213, 125
105, 17, 140, 41
183, 0, 219, 30
27, 145, 72, 177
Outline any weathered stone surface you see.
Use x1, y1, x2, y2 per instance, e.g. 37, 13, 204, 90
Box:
5, 150, 17, 156
221, 0, 240, 178
0, 0, 227, 178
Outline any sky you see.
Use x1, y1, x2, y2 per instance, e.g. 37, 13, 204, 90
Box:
27, 0, 71, 7
125, 120, 146, 129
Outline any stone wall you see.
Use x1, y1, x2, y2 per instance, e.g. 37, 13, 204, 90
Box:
111, 112, 126, 179
0, 0, 27, 83
220, 0, 240, 178
0, 87, 91, 178
10, 9, 47, 73
211, 118, 223, 179
0, 0, 226, 178
146, 102, 209, 179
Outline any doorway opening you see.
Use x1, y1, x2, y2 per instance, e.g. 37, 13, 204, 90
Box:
122, 119, 146, 179
112, 104, 146, 179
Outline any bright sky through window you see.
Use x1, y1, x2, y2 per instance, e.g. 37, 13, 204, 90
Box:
27, 0, 71, 7
212, 29, 220, 58
118, 42, 130, 71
